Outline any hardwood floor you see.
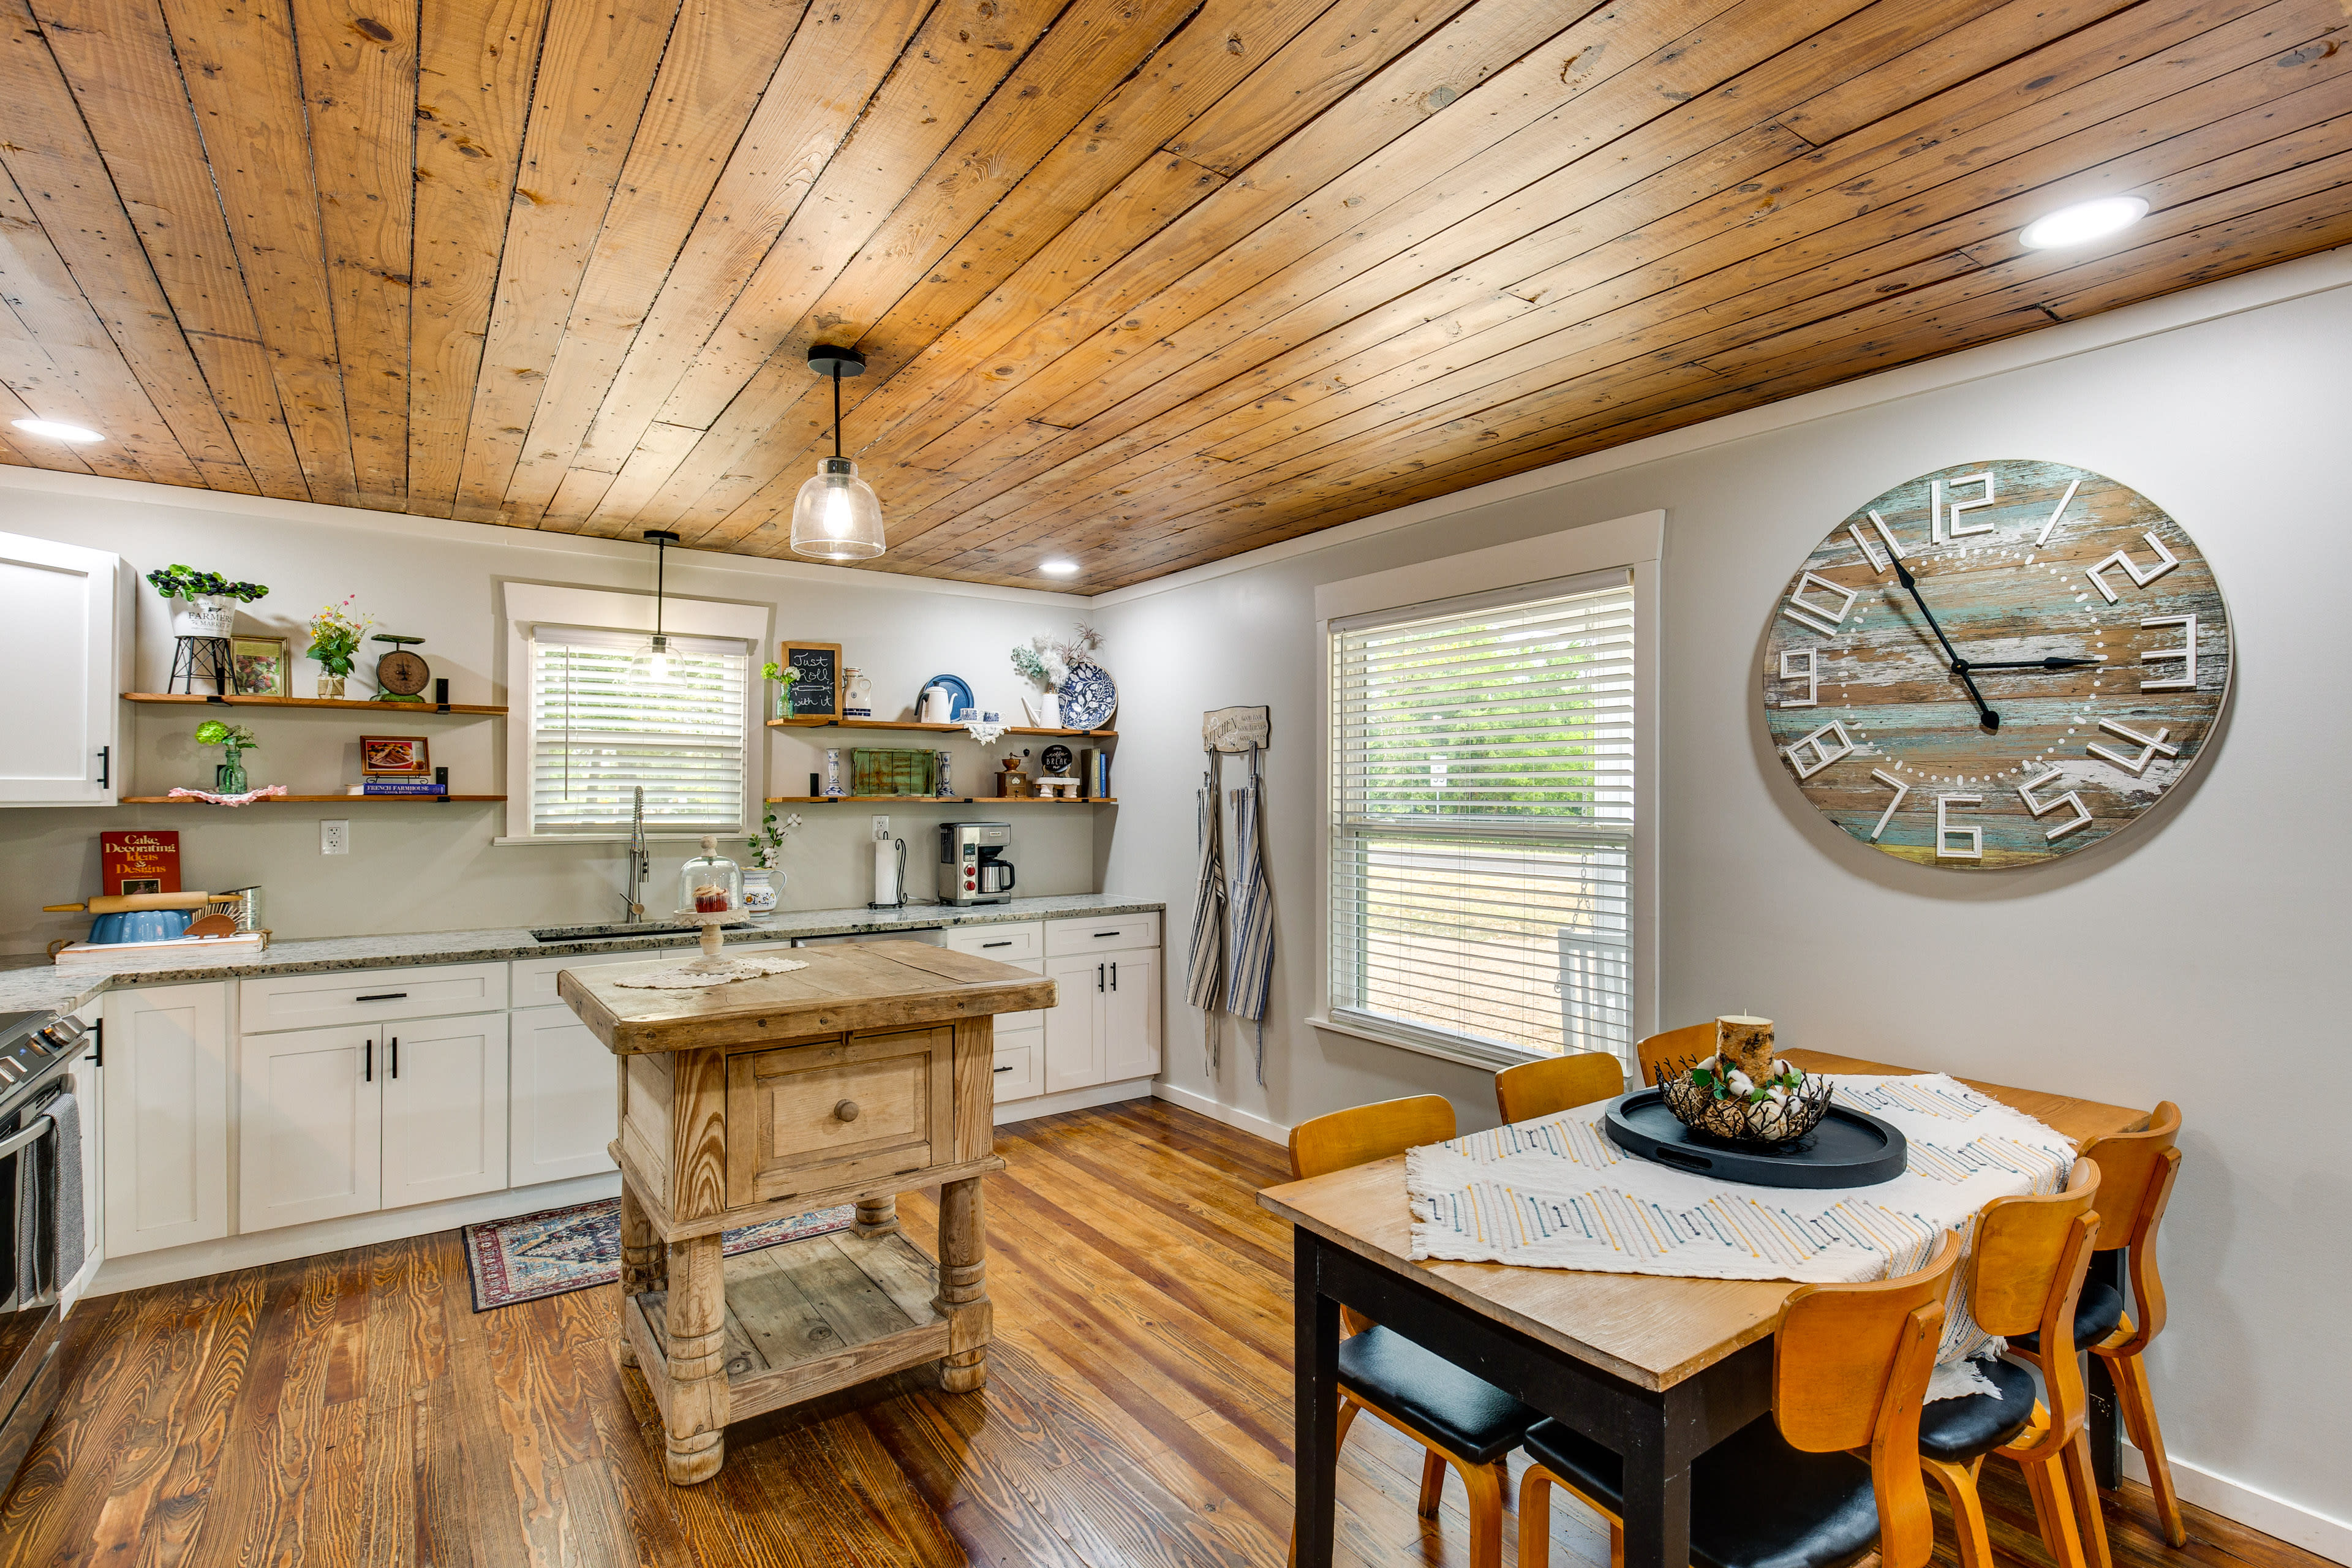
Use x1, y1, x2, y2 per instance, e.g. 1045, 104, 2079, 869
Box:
0, 1099, 2311, 1568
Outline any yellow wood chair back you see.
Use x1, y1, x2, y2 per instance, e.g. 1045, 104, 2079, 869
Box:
1774, 1230, 1962, 1568
1968, 1161, 2101, 1457
1634, 1022, 1717, 1087
2080, 1102, 2181, 1355
1494, 1052, 1627, 1123
1287, 1094, 1457, 1182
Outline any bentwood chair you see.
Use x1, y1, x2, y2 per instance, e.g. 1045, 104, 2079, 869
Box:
1634, 1022, 1716, 1087
1286, 1095, 1541, 1568
1519, 1229, 1964, 1568
2013, 1101, 2186, 1550
1494, 1050, 1627, 1123
1918, 1161, 2106, 1568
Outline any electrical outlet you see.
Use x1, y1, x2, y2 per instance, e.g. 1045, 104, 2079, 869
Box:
871, 815, 891, 841
320, 819, 350, 856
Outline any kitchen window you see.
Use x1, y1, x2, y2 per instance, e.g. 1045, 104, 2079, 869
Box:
1315, 514, 1659, 1070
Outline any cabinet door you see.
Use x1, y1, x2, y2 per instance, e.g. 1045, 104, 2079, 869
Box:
102, 983, 229, 1256
0, 532, 120, 805
382, 1014, 509, 1210
1100, 948, 1161, 1082
239, 1025, 382, 1233
1042, 953, 1105, 1095
510, 1005, 618, 1186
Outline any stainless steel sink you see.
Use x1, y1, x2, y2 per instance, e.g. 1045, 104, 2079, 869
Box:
529, 919, 755, 943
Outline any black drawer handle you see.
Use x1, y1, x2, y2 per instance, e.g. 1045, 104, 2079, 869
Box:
994, 1065, 1014, 1073
981, 940, 1012, 949
356, 992, 409, 1002
1092, 930, 1121, 938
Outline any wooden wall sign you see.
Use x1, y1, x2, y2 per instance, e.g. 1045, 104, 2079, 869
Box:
780, 641, 841, 723
1762, 460, 2231, 869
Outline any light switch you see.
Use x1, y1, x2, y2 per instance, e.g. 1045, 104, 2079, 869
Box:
321, 819, 350, 855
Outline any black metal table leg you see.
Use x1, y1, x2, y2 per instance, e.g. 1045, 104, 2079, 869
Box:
1293, 1234, 1341, 1568
2086, 1248, 2123, 1490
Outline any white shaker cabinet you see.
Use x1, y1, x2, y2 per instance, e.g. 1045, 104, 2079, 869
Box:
508, 1004, 617, 1185
1099, 948, 1161, 1082
101, 982, 230, 1257
1042, 953, 1108, 1095
0, 532, 129, 805
382, 1013, 510, 1209
238, 1024, 382, 1232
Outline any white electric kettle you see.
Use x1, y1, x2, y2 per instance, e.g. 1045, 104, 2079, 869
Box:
918, 684, 955, 723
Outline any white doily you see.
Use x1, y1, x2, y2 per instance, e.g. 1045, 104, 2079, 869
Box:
612, 954, 811, 990
167, 783, 290, 807
961, 717, 1008, 745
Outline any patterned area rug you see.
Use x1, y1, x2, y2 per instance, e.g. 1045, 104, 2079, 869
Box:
462, 1196, 854, 1311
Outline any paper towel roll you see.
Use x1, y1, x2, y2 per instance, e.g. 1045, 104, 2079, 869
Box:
873, 838, 900, 906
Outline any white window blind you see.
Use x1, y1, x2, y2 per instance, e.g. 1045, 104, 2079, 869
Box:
1329, 576, 1635, 1063
527, 627, 750, 835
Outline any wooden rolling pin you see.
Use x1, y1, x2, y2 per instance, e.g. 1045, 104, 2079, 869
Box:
42, 891, 243, 914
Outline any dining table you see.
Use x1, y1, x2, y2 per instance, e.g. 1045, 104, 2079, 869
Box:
1258, 1049, 2149, 1568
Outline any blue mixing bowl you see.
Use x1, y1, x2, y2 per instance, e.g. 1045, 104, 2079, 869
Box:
88, 908, 193, 944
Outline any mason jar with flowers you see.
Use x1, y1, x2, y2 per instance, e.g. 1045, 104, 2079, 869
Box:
306, 597, 374, 698
193, 718, 260, 795
760, 661, 799, 722
146, 564, 268, 638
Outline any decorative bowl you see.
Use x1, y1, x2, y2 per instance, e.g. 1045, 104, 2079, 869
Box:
1657, 1059, 1836, 1145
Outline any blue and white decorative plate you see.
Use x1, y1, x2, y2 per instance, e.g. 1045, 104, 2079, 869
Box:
921, 672, 976, 720
1058, 660, 1117, 730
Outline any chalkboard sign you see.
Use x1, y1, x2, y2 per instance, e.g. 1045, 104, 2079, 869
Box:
781, 640, 840, 722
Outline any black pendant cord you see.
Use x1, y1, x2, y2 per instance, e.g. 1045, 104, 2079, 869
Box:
654, 534, 666, 641
833, 364, 843, 459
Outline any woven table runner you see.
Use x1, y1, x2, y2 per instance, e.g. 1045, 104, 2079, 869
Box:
1405, 1074, 2077, 1396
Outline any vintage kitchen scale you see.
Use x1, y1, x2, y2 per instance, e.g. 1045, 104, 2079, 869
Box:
370, 633, 457, 707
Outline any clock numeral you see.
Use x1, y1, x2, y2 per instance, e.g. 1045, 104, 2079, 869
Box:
1868, 768, 1909, 842
1777, 649, 1821, 707
1935, 794, 1983, 859
1944, 472, 1996, 538
2139, 613, 2198, 690
1782, 720, 1856, 781
2034, 477, 2082, 547
1847, 511, 1906, 573
1782, 571, 1858, 636
2018, 767, 2094, 842
2086, 530, 2179, 603
2087, 717, 2179, 776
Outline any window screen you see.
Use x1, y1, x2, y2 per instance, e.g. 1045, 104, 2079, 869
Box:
527, 626, 750, 835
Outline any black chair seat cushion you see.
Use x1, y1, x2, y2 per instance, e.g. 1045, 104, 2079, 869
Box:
1335, 1327, 1540, 1465
1916, 1355, 2039, 1463
1523, 1414, 1880, 1568
2012, 1280, 2126, 1357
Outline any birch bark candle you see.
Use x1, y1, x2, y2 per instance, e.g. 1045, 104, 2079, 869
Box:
1716, 1015, 1776, 1082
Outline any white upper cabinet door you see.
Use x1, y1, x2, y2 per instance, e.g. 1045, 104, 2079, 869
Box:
0, 532, 125, 805
102, 983, 229, 1256
508, 1004, 619, 1186
382, 1012, 510, 1210
1042, 952, 1105, 1096
1099, 948, 1161, 1084
238, 1023, 383, 1234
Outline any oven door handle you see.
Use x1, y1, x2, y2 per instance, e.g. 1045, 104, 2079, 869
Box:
0, 1114, 56, 1160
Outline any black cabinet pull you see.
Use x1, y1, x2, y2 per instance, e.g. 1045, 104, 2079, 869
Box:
96, 745, 109, 788
993, 1065, 1013, 1074
356, 992, 408, 1002
1111, 961, 1118, 991
364, 1039, 372, 1083
1093, 930, 1121, 938
982, 940, 1011, 949
390, 1036, 399, 1079
1096, 963, 1104, 993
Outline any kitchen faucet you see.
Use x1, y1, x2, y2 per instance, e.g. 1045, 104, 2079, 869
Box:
622, 785, 649, 921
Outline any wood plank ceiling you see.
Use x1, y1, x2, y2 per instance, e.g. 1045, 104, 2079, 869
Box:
0, 0, 2345, 590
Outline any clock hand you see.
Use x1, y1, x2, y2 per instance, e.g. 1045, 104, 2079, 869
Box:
1953, 657, 2105, 671
1891, 559, 2000, 731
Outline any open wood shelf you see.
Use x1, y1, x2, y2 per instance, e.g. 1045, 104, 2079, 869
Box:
121, 793, 505, 804
767, 716, 1112, 738
123, 692, 506, 715
764, 795, 1115, 805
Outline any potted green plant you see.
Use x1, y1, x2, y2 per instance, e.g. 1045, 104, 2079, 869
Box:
306, 596, 374, 698
193, 718, 260, 794
761, 660, 799, 721
146, 564, 268, 639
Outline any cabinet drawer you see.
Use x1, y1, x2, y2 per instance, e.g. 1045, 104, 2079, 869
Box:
1045, 912, 1159, 956
990, 1031, 1040, 1102
725, 1026, 952, 1208
512, 949, 661, 1006
993, 957, 1045, 1034
944, 922, 1042, 962
241, 963, 508, 1032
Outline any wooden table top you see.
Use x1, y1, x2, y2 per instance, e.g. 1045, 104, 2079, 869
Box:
558, 938, 1058, 1055
1256, 1049, 2148, 1392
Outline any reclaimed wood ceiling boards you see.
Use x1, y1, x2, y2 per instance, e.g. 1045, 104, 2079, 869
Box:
0, 0, 2343, 589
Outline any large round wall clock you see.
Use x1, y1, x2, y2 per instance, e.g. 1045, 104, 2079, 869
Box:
1762, 460, 2231, 868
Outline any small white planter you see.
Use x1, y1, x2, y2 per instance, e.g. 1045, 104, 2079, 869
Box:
170, 595, 237, 639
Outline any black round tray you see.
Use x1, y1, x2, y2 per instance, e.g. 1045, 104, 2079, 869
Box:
1602, 1089, 1907, 1188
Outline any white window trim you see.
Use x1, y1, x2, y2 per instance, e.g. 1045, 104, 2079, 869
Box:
496, 581, 771, 846
1312, 510, 1663, 1070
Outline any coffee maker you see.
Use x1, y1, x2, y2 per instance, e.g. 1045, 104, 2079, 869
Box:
938, 821, 1016, 905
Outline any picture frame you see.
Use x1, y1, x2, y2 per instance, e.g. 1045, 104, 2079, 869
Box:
780, 640, 842, 723
359, 735, 431, 777
230, 635, 289, 698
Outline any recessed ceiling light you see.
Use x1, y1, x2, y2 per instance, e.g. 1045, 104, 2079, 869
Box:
1039, 559, 1080, 578
2019, 196, 2149, 251
12, 418, 104, 444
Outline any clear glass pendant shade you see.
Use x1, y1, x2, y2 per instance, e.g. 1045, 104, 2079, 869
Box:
790, 456, 886, 560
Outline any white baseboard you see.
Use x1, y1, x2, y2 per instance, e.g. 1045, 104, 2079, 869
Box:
2123, 1442, 2351, 1565
88, 1172, 621, 1297
1150, 1079, 1289, 1144
995, 1077, 1157, 1125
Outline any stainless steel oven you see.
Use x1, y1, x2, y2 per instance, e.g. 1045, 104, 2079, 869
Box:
0, 1008, 87, 1492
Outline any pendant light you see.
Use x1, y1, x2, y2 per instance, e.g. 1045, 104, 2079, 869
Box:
790, 344, 886, 560
641, 529, 680, 682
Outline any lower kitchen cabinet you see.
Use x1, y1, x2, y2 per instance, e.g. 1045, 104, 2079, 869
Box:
238, 1012, 508, 1234
509, 1004, 621, 1185
1042, 944, 1162, 1096
1099, 948, 1161, 1081
102, 982, 230, 1257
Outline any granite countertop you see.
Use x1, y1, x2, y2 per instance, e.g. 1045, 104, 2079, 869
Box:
0, 894, 1165, 1017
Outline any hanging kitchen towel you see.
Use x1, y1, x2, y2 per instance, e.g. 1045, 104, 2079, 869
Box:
50, 1089, 83, 1289
1225, 744, 1275, 1085
1186, 752, 1227, 1070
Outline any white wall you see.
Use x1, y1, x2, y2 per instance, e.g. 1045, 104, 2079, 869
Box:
1100, 268, 2352, 1545
0, 482, 1098, 952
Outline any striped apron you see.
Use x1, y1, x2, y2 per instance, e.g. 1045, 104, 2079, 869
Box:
1225, 744, 1275, 1085
1186, 755, 1227, 1070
